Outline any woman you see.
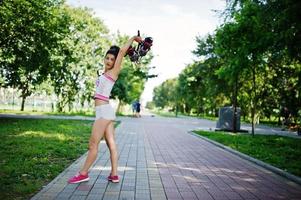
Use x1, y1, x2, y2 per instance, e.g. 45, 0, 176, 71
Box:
68, 35, 142, 184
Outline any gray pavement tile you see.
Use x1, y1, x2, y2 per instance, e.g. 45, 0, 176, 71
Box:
223, 191, 243, 200
121, 185, 136, 191
102, 191, 120, 200
122, 180, 136, 186
165, 191, 183, 200
191, 190, 215, 200
55, 196, 70, 200
68, 195, 87, 200
59, 187, 77, 194
179, 191, 198, 200
149, 194, 167, 200
77, 184, 93, 191
177, 185, 193, 192
86, 194, 103, 200
92, 182, 108, 190
135, 190, 151, 200
36, 195, 57, 200
72, 190, 90, 196
119, 191, 135, 200
106, 182, 122, 192
89, 187, 106, 195
135, 185, 149, 190
149, 183, 163, 189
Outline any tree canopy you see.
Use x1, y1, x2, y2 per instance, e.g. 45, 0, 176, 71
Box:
152, 0, 301, 133
0, 0, 155, 112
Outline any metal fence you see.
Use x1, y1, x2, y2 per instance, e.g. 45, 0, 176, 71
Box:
0, 88, 93, 112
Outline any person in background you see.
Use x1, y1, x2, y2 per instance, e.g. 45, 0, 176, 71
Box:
132, 100, 137, 117
135, 100, 141, 118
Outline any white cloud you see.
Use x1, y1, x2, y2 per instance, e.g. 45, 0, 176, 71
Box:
159, 3, 182, 15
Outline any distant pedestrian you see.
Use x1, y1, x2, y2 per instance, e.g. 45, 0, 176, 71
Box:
132, 101, 137, 117
135, 101, 141, 118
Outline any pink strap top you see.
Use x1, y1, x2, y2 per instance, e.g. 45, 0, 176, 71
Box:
94, 73, 116, 102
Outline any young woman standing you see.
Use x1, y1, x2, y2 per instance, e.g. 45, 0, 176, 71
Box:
68, 35, 143, 184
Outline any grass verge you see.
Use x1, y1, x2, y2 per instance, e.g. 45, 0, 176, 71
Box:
194, 130, 301, 178
152, 110, 218, 120
0, 109, 94, 117
0, 118, 119, 200
0, 109, 130, 118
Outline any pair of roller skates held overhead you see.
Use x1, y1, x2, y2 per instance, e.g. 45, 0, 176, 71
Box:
126, 30, 153, 63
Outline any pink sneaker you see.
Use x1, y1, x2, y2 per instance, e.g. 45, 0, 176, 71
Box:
68, 172, 89, 184
107, 174, 119, 183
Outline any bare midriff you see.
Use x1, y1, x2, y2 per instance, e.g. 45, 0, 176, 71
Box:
95, 99, 109, 106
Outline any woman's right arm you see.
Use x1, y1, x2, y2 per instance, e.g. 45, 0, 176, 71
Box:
110, 36, 142, 76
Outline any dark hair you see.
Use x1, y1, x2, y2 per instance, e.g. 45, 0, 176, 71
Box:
105, 45, 120, 58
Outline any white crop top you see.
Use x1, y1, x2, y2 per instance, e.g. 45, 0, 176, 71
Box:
94, 73, 116, 102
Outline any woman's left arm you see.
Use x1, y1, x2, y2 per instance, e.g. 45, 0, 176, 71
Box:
110, 36, 142, 76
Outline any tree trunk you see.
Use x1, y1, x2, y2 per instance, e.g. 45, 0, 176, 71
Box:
57, 102, 63, 112
251, 106, 255, 136
233, 75, 238, 133
251, 66, 256, 136
51, 102, 55, 112
19, 77, 35, 111
20, 83, 30, 111
21, 96, 26, 111
68, 102, 73, 112
278, 107, 281, 125
56, 99, 64, 112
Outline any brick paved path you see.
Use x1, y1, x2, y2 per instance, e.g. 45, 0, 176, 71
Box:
31, 116, 301, 200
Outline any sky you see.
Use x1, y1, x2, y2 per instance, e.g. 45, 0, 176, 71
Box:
66, 0, 226, 105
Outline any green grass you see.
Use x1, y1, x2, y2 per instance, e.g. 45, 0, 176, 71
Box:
0, 109, 95, 117
0, 109, 129, 118
0, 109, 46, 115
151, 110, 218, 120
151, 110, 289, 129
195, 130, 301, 177
0, 118, 119, 200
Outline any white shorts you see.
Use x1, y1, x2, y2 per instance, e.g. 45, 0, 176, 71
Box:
95, 104, 116, 121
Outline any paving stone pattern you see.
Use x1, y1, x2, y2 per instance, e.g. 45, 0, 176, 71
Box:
31, 116, 301, 200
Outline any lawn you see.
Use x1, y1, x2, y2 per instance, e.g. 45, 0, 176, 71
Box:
151, 110, 218, 120
0, 108, 133, 118
195, 130, 301, 178
0, 118, 119, 200
0, 108, 94, 117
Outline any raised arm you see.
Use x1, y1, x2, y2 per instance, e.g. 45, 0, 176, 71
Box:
110, 36, 142, 76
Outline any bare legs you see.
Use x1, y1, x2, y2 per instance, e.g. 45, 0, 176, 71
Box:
105, 122, 118, 176
79, 120, 118, 176
80, 119, 111, 175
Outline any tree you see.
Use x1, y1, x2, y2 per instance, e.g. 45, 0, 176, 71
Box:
0, 0, 67, 111
49, 5, 110, 112
193, 35, 231, 116
153, 78, 177, 111
225, 0, 301, 61
151, 0, 301, 133
219, 0, 301, 133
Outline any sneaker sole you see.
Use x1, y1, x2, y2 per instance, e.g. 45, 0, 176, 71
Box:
68, 177, 90, 184
108, 179, 119, 183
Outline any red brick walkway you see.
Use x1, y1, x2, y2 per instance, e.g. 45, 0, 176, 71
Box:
31, 116, 301, 200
